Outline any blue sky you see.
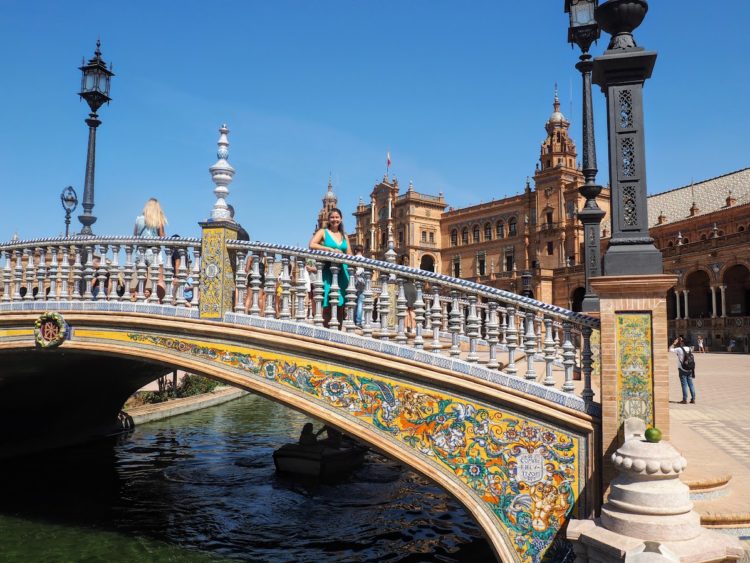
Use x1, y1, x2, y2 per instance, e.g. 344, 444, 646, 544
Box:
1, 1, 747, 245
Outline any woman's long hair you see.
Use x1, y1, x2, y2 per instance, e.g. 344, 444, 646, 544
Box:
143, 198, 168, 229
328, 207, 345, 236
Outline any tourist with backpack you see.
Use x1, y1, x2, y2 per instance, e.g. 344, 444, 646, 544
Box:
670, 335, 696, 404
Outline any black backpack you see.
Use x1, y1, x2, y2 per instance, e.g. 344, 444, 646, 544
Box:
681, 347, 696, 371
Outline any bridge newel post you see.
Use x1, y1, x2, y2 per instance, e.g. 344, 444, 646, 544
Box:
429, 284, 442, 352
524, 312, 537, 380
543, 317, 556, 386
36, 247, 47, 301
361, 269, 374, 337
395, 278, 407, 344
412, 281, 425, 349
505, 306, 517, 375
2, 250, 11, 302
486, 301, 499, 369
448, 291, 461, 357
197, 221, 238, 320
312, 259, 324, 327
590, 274, 677, 489
562, 321, 576, 393
279, 255, 291, 320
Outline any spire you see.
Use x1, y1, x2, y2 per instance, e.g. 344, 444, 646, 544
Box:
209, 123, 235, 221
554, 82, 560, 113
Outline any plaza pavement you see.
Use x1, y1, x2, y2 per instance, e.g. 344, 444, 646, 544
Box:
667, 352, 750, 552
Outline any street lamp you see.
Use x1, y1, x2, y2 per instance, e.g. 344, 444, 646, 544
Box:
592, 0, 662, 275
77, 40, 114, 235
565, 0, 606, 312
60, 186, 78, 237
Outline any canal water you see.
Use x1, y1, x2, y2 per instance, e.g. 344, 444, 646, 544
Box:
0, 393, 494, 562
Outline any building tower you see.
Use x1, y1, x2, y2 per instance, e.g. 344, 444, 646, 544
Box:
532, 89, 585, 272
315, 176, 339, 233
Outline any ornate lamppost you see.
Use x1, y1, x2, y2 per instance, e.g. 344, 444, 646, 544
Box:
592, 0, 662, 275
60, 186, 78, 237
77, 40, 114, 235
565, 0, 606, 312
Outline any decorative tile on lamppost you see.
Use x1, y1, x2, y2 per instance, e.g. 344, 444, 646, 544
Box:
592, 0, 662, 275
77, 40, 114, 236
565, 0, 606, 312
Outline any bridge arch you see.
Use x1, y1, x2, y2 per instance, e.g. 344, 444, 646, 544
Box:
0, 310, 596, 562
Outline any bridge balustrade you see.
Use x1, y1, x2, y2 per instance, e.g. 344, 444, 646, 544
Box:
0, 236, 600, 403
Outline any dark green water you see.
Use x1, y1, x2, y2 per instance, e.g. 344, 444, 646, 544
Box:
0, 394, 494, 562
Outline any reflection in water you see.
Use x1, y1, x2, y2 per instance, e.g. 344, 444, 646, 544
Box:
0, 394, 493, 561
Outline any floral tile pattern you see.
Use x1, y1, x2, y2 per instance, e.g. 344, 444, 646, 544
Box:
616, 312, 654, 427
125, 331, 585, 563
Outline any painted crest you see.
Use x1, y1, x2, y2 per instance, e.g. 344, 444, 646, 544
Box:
517, 451, 545, 485
34, 312, 68, 349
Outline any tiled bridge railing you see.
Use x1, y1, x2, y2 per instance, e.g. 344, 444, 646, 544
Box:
0, 236, 600, 404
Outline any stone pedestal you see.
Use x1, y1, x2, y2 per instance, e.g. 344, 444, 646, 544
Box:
590, 274, 677, 489
199, 221, 238, 321
567, 418, 743, 562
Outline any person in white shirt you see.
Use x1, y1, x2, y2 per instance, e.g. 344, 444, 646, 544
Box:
669, 336, 696, 404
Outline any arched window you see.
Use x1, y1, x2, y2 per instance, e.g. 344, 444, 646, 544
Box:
461, 228, 469, 245
508, 217, 517, 237
450, 229, 458, 247
472, 226, 480, 243
484, 223, 492, 241
496, 221, 505, 239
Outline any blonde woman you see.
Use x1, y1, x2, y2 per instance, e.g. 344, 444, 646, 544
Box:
134, 198, 168, 299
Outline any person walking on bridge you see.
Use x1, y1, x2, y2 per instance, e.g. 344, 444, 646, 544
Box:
309, 208, 350, 328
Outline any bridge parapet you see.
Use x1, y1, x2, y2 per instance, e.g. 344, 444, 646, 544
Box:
0, 235, 601, 407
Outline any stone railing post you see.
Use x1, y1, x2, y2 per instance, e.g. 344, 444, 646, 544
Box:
198, 220, 238, 320
591, 274, 677, 490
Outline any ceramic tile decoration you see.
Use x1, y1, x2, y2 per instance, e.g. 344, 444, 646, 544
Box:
615, 312, 654, 427
104, 329, 587, 563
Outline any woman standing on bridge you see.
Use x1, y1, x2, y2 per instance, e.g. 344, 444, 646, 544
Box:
309, 208, 350, 328
134, 198, 168, 300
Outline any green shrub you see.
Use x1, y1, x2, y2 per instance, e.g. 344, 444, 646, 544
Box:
177, 374, 220, 397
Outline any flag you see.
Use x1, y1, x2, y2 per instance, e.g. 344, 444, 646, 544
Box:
386, 151, 391, 169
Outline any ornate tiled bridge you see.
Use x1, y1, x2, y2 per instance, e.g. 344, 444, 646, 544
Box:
0, 233, 603, 562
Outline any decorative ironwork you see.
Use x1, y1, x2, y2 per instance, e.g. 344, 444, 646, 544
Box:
621, 138, 635, 177
622, 186, 638, 225
618, 90, 633, 128
34, 312, 68, 348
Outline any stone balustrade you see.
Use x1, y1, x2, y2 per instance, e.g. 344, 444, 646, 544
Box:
0, 235, 601, 404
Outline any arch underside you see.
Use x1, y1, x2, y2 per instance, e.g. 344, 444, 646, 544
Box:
0, 315, 595, 563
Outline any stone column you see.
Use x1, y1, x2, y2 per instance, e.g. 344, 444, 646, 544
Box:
590, 274, 677, 490
683, 289, 689, 320
720, 285, 727, 318
674, 290, 681, 320
710, 286, 717, 318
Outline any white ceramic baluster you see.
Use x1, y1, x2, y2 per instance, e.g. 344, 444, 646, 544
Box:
2, 251, 11, 302
395, 278, 407, 344
295, 258, 307, 322
312, 259, 324, 327
505, 306, 517, 375
264, 254, 276, 317
449, 291, 461, 357
413, 281, 425, 349
23, 248, 35, 301
430, 285, 443, 352
524, 312, 537, 380
328, 263, 340, 329
36, 247, 47, 300
581, 326, 595, 403
280, 255, 291, 320
466, 296, 479, 363
59, 246, 70, 300
378, 274, 391, 340
362, 270, 374, 337
562, 321, 576, 393
486, 302, 499, 369
543, 317, 556, 386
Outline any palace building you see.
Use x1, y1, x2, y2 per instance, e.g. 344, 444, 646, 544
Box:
320, 94, 750, 353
